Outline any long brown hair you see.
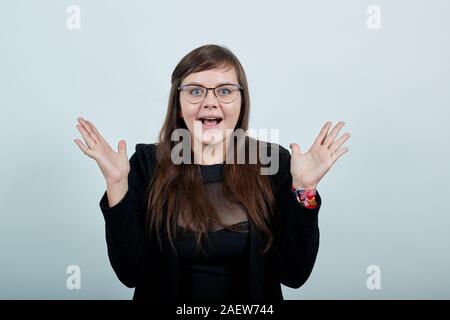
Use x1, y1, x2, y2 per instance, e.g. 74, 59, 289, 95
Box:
145, 44, 276, 255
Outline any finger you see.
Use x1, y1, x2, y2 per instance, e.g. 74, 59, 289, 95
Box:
74, 139, 95, 158
329, 132, 351, 154
118, 139, 127, 155
77, 117, 99, 144
323, 121, 345, 148
313, 121, 332, 147
289, 143, 301, 155
86, 120, 106, 143
331, 146, 349, 164
76, 123, 96, 149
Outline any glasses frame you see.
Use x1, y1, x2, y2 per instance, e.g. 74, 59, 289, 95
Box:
177, 83, 243, 104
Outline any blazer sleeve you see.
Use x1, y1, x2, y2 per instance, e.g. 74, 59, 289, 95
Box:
272, 144, 322, 289
98, 143, 155, 288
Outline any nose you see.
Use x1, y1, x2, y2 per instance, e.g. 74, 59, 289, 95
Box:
202, 88, 220, 107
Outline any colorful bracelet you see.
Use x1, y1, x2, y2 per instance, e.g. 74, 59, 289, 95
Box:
291, 184, 318, 209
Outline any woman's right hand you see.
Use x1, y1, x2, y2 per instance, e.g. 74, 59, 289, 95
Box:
74, 117, 130, 186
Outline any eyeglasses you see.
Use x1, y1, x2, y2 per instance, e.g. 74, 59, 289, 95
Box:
178, 83, 243, 104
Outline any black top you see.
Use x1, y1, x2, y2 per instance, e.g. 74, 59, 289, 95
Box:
177, 221, 250, 301
99, 141, 322, 301
176, 163, 250, 301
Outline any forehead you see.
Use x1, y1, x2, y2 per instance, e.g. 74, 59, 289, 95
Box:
182, 66, 238, 86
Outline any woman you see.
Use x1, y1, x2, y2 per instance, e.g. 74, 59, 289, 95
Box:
74, 44, 351, 301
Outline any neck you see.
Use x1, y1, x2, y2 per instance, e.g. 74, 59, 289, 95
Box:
192, 138, 230, 165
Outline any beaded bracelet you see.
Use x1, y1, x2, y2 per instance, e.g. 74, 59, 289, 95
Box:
291, 184, 318, 209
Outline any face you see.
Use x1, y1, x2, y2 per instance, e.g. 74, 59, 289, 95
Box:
179, 66, 242, 150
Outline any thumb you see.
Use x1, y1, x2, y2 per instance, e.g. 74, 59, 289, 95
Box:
289, 143, 301, 155
118, 139, 127, 155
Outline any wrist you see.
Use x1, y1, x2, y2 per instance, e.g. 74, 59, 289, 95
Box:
106, 180, 128, 190
292, 178, 316, 191
106, 182, 129, 208
291, 184, 318, 209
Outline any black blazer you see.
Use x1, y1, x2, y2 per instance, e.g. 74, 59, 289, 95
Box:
99, 142, 322, 301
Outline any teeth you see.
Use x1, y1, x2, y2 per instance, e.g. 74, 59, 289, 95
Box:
199, 117, 221, 121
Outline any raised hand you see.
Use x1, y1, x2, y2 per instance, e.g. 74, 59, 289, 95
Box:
74, 117, 130, 186
289, 121, 351, 190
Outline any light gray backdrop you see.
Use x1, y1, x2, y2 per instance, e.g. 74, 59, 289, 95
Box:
1, 0, 449, 299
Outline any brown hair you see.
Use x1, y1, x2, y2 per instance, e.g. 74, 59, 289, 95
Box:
145, 44, 276, 255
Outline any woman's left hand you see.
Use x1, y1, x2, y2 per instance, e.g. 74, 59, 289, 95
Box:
289, 121, 351, 190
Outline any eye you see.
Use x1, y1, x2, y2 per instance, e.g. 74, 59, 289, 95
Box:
189, 87, 204, 96
217, 87, 232, 96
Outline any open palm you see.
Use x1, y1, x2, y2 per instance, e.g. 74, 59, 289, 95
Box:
290, 121, 351, 190
74, 117, 130, 185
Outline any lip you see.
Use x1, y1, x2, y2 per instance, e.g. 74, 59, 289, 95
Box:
197, 114, 223, 119
197, 119, 221, 129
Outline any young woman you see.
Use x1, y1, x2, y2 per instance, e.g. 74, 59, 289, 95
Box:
74, 44, 351, 301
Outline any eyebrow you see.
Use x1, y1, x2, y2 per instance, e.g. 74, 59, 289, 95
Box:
181, 82, 237, 87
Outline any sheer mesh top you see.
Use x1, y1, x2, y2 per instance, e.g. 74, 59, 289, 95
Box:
176, 163, 248, 231
176, 163, 250, 301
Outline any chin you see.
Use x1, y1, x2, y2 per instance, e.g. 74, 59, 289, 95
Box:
201, 138, 224, 147
192, 135, 224, 147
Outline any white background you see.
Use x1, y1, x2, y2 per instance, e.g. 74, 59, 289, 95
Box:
0, 0, 449, 299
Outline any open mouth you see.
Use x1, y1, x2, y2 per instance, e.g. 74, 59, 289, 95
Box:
197, 117, 223, 128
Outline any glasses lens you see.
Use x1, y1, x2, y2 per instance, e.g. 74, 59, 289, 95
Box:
180, 84, 241, 103
181, 85, 206, 103
215, 85, 240, 103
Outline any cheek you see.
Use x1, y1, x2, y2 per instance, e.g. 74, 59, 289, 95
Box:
180, 104, 197, 125
225, 103, 241, 124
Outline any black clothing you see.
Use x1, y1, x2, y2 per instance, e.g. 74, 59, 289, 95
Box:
99, 142, 322, 301
177, 221, 250, 301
